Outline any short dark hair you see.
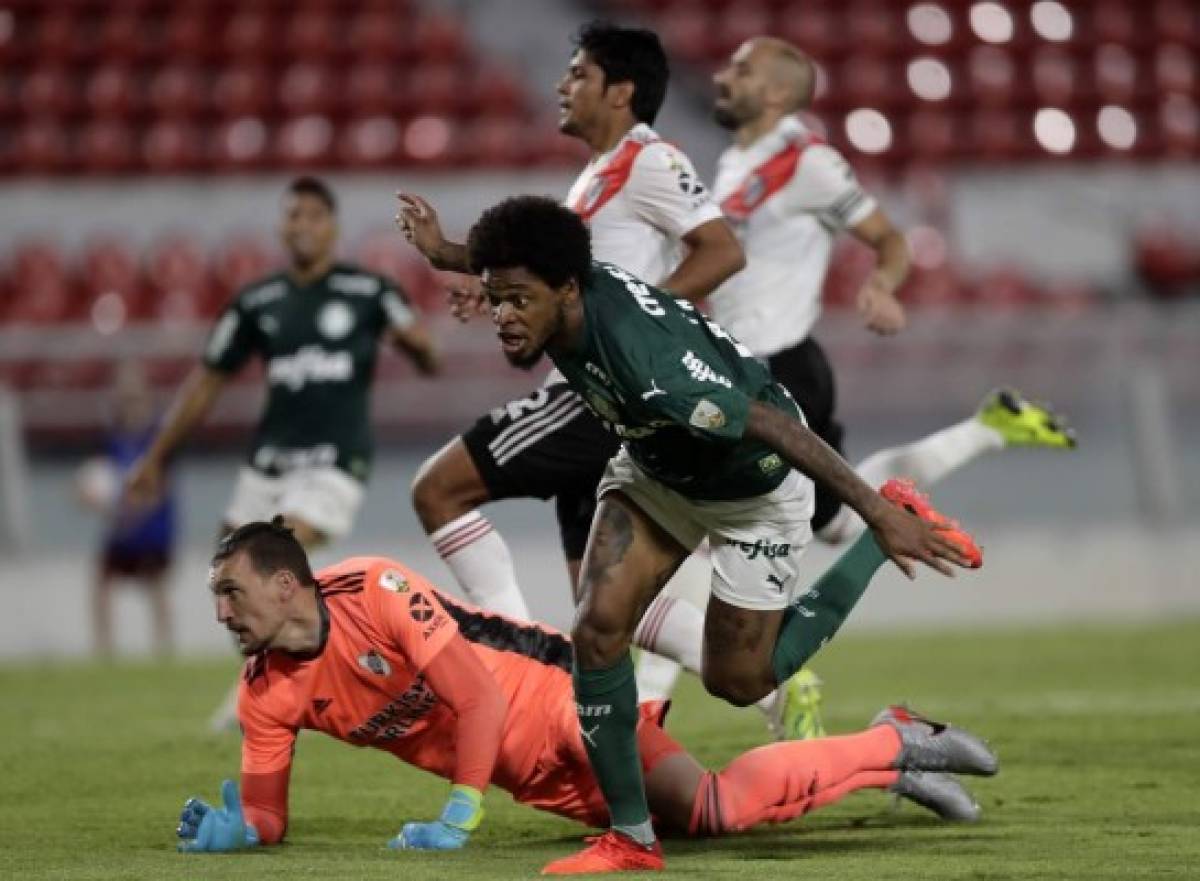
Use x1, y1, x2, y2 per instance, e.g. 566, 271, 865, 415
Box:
287, 176, 337, 213
467, 196, 592, 289
213, 516, 316, 586
574, 21, 669, 125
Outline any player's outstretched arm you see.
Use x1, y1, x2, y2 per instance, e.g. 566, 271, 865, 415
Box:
744, 400, 971, 578
126, 366, 227, 505
395, 192, 470, 272
390, 323, 441, 375
176, 779, 260, 853
849, 207, 909, 336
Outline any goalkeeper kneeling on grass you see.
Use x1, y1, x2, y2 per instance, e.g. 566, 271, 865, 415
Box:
177, 519, 997, 859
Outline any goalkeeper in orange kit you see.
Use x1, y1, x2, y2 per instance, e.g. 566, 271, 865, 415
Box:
175, 519, 996, 858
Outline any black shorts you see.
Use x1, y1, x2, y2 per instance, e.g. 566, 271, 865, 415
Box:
101, 547, 171, 581
767, 337, 846, 532
461, 383, 618, 560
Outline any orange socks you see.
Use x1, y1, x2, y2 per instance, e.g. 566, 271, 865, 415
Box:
689, 726, 901, 835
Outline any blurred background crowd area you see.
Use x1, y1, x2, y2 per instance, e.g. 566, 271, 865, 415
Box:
0, 0, 1196, 505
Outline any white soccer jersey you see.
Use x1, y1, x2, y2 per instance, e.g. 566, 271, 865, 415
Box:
707, 116, 877, 357
564, 122, 722, 285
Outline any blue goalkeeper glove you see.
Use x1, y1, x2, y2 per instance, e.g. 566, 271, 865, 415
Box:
387, 784, 483, 851
176, 779, 260, 853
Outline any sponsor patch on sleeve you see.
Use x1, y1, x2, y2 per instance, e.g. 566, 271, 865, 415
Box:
689, 400, 726, 429
379, 568, 409, 593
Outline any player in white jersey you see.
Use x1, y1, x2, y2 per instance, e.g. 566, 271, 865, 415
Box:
635, 37, 1078, 738
396, 24, 743, 648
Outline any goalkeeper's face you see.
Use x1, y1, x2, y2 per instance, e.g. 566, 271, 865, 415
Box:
210, 552, 292, 656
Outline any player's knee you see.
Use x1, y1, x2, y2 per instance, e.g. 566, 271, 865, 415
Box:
702, 668, 771, 708
411, 446, 487, 529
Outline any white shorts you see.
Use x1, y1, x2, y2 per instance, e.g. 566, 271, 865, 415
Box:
224, 466, 365, 541
596, 448, 815, 611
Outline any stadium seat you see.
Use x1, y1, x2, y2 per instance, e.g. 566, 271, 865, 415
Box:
970, 266, 1039, 309
34, 13, 78, 64
405, 64, 466, 116
18, 66, 78, 118
457, 115, 532, 167
275, 114, 336, 168
278, 63, 338, 116
1031, 46, 1080, 107
213, 66, 273, 118
656, 7, 713, 66
970, 109, 1025, 160
966, 46, 1020, 108
148, 65, 208, 119
163, 11, 212, 61
836, 53, 903, 110
80, 238, 144, 315
222, 11, 275, 61
776, 6, 843, 62
286, 11, 341, 61
78, 119, 138, 174
1093, 43, 1141, 105
143, 118, 206, 173
85, 65, 141, 120
1159, 94, 1199, 156
212, 236, 278, 298
401, 114, 457, 167
98, 13, 148, 63
413, 13, 467, 63
144, 234, 215, 321
465, 63, 526, 117
211, 116, 272, 170
846, 1, 900, 55
711, 5, 773, 58
1155, 43, 1197, 97
1153, 0, 1198, 45
347, 10, 413, 62
1089, 1, 1141, 48
906, 109, 959, 161
354, 231, 442, 310
13, 118, 72, 173
338, 115, 402, 168
1133, 221, 1199, 297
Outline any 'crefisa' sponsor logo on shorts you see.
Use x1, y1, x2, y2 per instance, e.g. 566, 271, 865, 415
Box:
736, 538, 791, 560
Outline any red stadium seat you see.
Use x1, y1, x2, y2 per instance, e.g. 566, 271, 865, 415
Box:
13, 119, 72, 173
275, 114, 336, 168
85, 65, 141, 120
148, 65, 208, 119
143, 118, 206, 172
210, 116, 272, 170
900, 263, 966, 310
212, 66, 273, 118
1093, 43, 1140, 105
1155, 44, 1197, 97
836, 53, 903, 110
1031, 46, 1079, 107
1159, 94, 1199, 156
405, 64, 466, 116
776, 6, 843, 62
906, 109, 959, 161
213, 236, 278, 299
339, 115, 402, 168
144, 234, 215, 321
78, 119, 137, 173
1153, 0, 1198, 45
970, 266, 1039, 309
19, 67, 79, 118
1089, 0, 1138, 46
967, 46, 1019, 108
970, 109, 1024, 160
354, 231, 441, 310
98, 13, 147, 63
286, 11, 341, 60
223, 11, 274, 60
465, 63, 526, 117
347, 11, 413, 62
711, 5, 773, 59
457, 115, 531, 167
34, 13, 78, 64
1133, 221, 1199, 297
846, 1, 900, 55
164, 11, 212, 61
345, 63, 402, 116
401, 114, 457, 167
655, 7, 714, 67
80, 237, 143, 308
413, 13, 467, 63
278, 63, 338, 116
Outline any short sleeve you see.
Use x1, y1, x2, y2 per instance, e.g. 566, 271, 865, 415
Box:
379, 279, 416, 332
628, 142, 723, 239
784, 144, 878, 230
239, 679, 298, 776
364, 561, 459, 672
203, 300, 259, 374
637, 347, 752, 444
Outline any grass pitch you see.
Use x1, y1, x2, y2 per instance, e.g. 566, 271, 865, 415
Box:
2, 620, 1198, 880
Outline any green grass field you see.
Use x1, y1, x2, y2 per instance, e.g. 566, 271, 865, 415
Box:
3, 621, 1198, 880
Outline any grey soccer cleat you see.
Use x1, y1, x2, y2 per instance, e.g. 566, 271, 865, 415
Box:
872, 704, 999, 776
892, 770, 982, 822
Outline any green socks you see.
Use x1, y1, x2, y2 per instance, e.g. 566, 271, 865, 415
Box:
771, 531, 888, 684
573, 652, 655, 845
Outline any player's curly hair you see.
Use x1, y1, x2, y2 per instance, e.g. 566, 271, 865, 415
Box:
574, 21, 669, 125
467, 196, 592, 290
212, 515, 316, 587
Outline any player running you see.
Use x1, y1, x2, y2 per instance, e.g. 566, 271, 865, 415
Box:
465, 196, 987, 873
396, 23, 742, 648
637, 36, 1078, 737
174, 519, 997, 858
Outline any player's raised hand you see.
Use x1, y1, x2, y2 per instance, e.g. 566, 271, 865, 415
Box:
869, 479, 982, 580
387, 784, 482, 852
396, 192, 448, 262
445, 275, 487, 324
856, 273, 906, 336
176, 779, 260, 853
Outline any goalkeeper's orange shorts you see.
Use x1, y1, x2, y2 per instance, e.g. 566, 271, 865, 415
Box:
511, 700, 685, 827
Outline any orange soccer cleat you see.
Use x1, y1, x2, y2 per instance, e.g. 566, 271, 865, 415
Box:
541, 831, 665, 875
879, 478, 983, 569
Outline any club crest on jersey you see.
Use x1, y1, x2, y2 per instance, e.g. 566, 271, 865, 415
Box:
317, 301, 355, 340
743, 174, 765, 206
689, 400, 726, 430
358, 649, 391, 677
379, 569, 409, 593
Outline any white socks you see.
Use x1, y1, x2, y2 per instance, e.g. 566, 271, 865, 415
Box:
431, 511, 531, 619
818, 417, 1005, 543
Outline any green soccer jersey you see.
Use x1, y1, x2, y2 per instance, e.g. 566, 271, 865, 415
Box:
203, 262, 416, 482
552, 262, 801, 501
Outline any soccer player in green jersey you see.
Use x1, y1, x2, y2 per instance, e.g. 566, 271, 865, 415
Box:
466, 196, 982, 874
128, 177, 438, 549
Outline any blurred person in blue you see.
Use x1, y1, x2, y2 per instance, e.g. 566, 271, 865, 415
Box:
77, 361, 177, 657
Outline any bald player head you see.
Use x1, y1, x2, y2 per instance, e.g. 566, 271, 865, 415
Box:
712, 37, 815, 132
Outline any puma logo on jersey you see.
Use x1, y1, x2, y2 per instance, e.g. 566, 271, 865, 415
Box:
680, 351, 731, 388
641, 379, 667, 400
268, 346, 353, 391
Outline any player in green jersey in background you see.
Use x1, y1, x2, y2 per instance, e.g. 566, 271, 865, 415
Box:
466, 196, 982, 874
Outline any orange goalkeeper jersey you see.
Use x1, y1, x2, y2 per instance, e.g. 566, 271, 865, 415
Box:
238, 556, 574, 798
